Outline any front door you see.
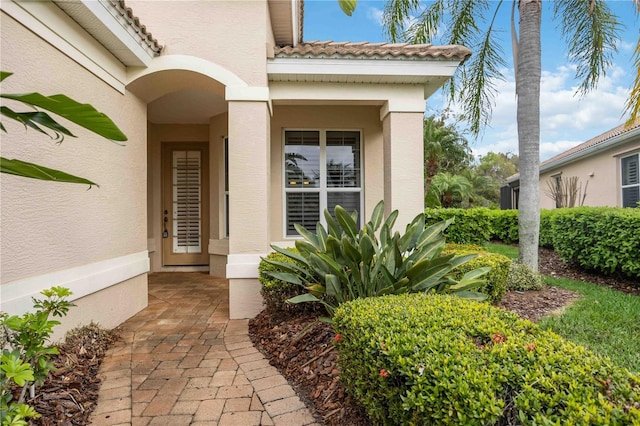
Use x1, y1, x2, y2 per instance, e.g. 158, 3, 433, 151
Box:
162, 142, 209, 266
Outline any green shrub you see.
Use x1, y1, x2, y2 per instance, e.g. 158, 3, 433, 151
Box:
487, 209, 519, 243
507, 261, 544, 291
258, 248, 310, 313
424, 208, 494, 245
538, 209, 558, 248
444, 244, 510, 303
265, 201, 490, 316
1, 287, 75, 425
333, 294, 640, 426
546, 207, 640, 278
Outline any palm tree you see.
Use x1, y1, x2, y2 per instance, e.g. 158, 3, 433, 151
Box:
423, 115, 472, 195
377, 0, 625, 271
426, 172, 473, 208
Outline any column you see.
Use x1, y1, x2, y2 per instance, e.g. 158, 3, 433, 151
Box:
226, 99, 270, 319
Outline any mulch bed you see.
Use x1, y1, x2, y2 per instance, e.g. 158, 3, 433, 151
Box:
20, 247, 638, 425
249, 247, 640, 425
8, 324, 119, 426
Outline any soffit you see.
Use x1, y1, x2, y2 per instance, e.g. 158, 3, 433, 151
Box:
53, 0, 162, 67
269, 0, 303, 46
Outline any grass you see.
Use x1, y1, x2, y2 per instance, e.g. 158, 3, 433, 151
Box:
483, 242, 518, 259
484, 242, 640, 373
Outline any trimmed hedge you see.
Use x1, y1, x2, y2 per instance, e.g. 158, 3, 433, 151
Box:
424, 208, 493, 245
333, 294, 640, 426
548, 207, 640, 278
444, 244, 510, 303
425, 207, 640, 279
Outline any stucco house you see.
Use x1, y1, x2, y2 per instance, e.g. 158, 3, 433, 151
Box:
1, 0, 470, 335
502, 119, 640, 210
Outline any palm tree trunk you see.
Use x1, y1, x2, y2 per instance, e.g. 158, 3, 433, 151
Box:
516, 0, 542, 271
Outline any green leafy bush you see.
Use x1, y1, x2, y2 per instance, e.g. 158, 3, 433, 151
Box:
1, 287, 75, 425
258, 248, 313, 314
507, 261, 544, 291
424, 208, 493, 244
487, 209, 519, 243
265, 201, 489, 316
333, 294, 640, 426
545, 207, 640, 278
444, 244, 510, 303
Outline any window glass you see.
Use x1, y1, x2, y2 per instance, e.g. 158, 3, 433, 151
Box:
284, 130, 362, 237
285, 131, 320, 188
326, 131, 361, 188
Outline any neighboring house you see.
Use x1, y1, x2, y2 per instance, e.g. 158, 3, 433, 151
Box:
502, 119, 640, 210
0, 0, 470, 336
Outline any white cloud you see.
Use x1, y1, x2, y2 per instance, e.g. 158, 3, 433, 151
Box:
460, 63, 631, 161
366, 7, 384, 27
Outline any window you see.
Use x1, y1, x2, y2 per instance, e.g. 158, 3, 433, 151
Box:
621, 153, 639, 208
284, 130, 362, 237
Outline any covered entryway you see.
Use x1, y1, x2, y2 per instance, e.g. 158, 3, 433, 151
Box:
126, 57, 245, 274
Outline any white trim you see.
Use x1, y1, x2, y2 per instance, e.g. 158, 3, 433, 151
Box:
380, 99, 427, 120
226, 254, 264, 279
291, 0, 299, 46
267, 57, 461, 80
1, 251, 150, 316
1, 0, 127, 92
76, 0, 156, 66
225, 86, 270, 102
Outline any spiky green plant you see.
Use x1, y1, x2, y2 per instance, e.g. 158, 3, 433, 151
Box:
264, 201, 489, 316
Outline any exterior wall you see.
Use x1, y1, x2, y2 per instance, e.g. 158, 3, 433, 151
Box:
1, 11, 149, 328
539, 139, 640, 209
269, 105, 384, 242
209, 113, 229, 277
147, 123, 211, 271
125, 0, 271, 87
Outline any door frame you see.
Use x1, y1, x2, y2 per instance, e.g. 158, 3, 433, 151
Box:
161, 141, 210, 266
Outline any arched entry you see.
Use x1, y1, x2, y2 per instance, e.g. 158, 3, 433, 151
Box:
126, 55, 248, 273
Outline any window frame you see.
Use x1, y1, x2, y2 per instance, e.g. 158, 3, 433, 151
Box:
282, 128, 364, 239
620, 152, 640, 208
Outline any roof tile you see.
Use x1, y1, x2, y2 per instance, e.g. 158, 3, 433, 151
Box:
275, 40, 471, 61
113, 0, 163, 55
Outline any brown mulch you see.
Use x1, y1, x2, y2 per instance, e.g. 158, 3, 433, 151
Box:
22, 247, 639, 425
10, 323, 119, 426
249, 247, 640, 425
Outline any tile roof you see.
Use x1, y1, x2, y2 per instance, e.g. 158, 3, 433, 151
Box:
540, 118, 640, 169
112, 0, 163, 55
506, 118, 640, 183
274, 41, 472, 61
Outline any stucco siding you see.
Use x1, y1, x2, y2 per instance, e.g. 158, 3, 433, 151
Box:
269, 105, 384, 241
1, 12, 147, 284
125, 0, 270, 87
539, 139, 640, 208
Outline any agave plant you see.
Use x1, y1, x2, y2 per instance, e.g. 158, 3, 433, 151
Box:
264, 201, 489, 316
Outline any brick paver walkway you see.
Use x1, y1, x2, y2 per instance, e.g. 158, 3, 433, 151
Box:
90, 273, 319, 426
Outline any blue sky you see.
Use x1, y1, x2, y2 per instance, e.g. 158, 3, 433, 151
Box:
303, 0, 638, 161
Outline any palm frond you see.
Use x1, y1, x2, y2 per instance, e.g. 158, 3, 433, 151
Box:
553, 0, 621, 96
383, 0, 424, 43
456, 2, 508, 135
623, 0, 640, 125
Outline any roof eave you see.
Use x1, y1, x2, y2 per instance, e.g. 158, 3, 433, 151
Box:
507, 127, 640, 184
267, 56, 463, 96
53, 0, 161, 67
